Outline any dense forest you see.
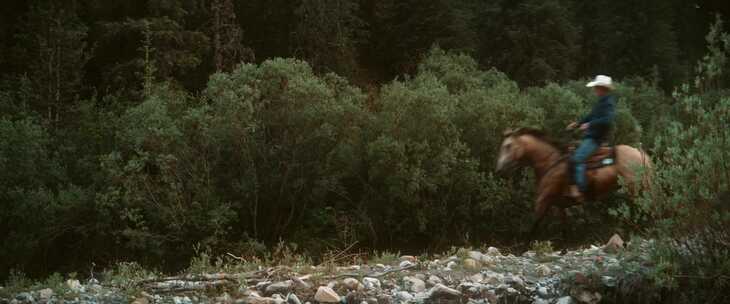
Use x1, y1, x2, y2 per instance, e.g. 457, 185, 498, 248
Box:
1, 0, 729, 301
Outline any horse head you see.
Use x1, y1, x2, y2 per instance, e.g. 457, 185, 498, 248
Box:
495, 128, 528, 174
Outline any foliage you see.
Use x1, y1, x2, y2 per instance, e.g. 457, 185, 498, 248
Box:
0, 3, 728, 297
611, 18, 730, 303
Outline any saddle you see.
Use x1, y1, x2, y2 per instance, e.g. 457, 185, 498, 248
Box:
567, 144, 616, 170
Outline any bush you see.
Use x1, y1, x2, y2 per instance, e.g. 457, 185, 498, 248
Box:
611, 20, 730, 303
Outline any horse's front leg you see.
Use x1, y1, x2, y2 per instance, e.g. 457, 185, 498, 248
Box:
530, 194, 552, 237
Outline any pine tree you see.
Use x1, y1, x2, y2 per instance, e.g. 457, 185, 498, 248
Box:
292, 0, 363, 77
211, 0, 253, 72
16, 1, 89, 124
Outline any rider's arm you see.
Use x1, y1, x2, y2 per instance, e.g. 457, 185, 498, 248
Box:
588, 96, 616, 126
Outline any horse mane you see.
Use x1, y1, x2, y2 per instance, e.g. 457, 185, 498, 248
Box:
506, 127, 568, 152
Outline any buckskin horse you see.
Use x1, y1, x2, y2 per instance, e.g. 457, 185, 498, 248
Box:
495, 128, 652, 236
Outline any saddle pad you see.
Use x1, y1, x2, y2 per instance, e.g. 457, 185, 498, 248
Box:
586, 146, 616, 169
567, 145, 616, 170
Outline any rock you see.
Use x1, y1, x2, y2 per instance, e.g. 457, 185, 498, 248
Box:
363, 277, 381, 290
286, 294, 301, 304
314, 286, 340, 303
15, 292, 33, 303
533, 298, 550, 304
445, 261, 457, 270
601, 275, 616, 287
556, 296, 574, 304
66, 279, 85, 292
266, 281, 293, 295
507, 275, 524, 287
480, 255, 495, 265
399, 255, 417, 263
238, 297, 278, 304
404, 277, 426, 293
131, 297, 150, 304
342, 278, 363, 290
399, 260, 415, 268
38, 288, 54, 301
486, 247, 501, 256
271, 294, 286, 304
395, 291, 414, 302
427, 275, 443, 286
537, 286, 549, 298
173, 296, 193, 304
469, 273, 484, 283
535, 264, 551, 277
605, 234, 624, 253
576, 291, 601, 304
463, 258, 480, 270
292, 277, 311, 289
429, 284, 462, 299
467, 251, 484, 261
216, 293, 233, 304
483, 271, 504, 284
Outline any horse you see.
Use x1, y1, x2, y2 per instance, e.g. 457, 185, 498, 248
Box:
495, 128, 652, 236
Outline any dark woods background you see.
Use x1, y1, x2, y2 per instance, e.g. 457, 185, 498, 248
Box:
1, 0, 729, 282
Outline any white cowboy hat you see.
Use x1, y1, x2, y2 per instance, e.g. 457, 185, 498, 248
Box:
586, 75, 614, 89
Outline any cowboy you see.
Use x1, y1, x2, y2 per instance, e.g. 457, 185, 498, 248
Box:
566, 75, 617, 200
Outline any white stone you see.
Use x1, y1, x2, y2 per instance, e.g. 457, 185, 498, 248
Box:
467, 251, 484, 261
469, 273, 484, 283
314, 286, 340, 303
508, 275, 524, 287
38, 288, 54, 301
404, 277, 426, 293
363, 277, 381, 290
463, 258, 480, 270
66, 279, 85, 292
556, 296, 574, 304
537, 286, 549, 298
399, 255, 417, 262
535, 264, 552, 277
395, 291, 414, 302
427, 275, 443, 286
266, 281, 293, 295
480, 255, 495, 265
576, 291, 602, 304
486, 247, 501, 256
533, 297, 550, 304
286, 293, 301, 304
483, 271, 504, 284
428, 284, 462, 298
342, 278, 362, 290
173, 296, 192, 304
605, 234, 624, 253
445, 261, 457, 270
399, 260, 415, 268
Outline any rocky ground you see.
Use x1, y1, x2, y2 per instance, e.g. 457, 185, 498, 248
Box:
0, 234, 654, 304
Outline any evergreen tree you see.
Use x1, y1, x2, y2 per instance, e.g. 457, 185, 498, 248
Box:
477, 0, 580, 86
95, 0, 210, 96
211, 0, 253, 72
14, 1, 89, 124
293, 0, 364, 78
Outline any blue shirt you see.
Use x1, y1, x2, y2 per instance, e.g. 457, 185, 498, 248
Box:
579, 94, 616, 142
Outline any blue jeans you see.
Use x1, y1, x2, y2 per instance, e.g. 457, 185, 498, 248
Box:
571, 138, 599, 192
